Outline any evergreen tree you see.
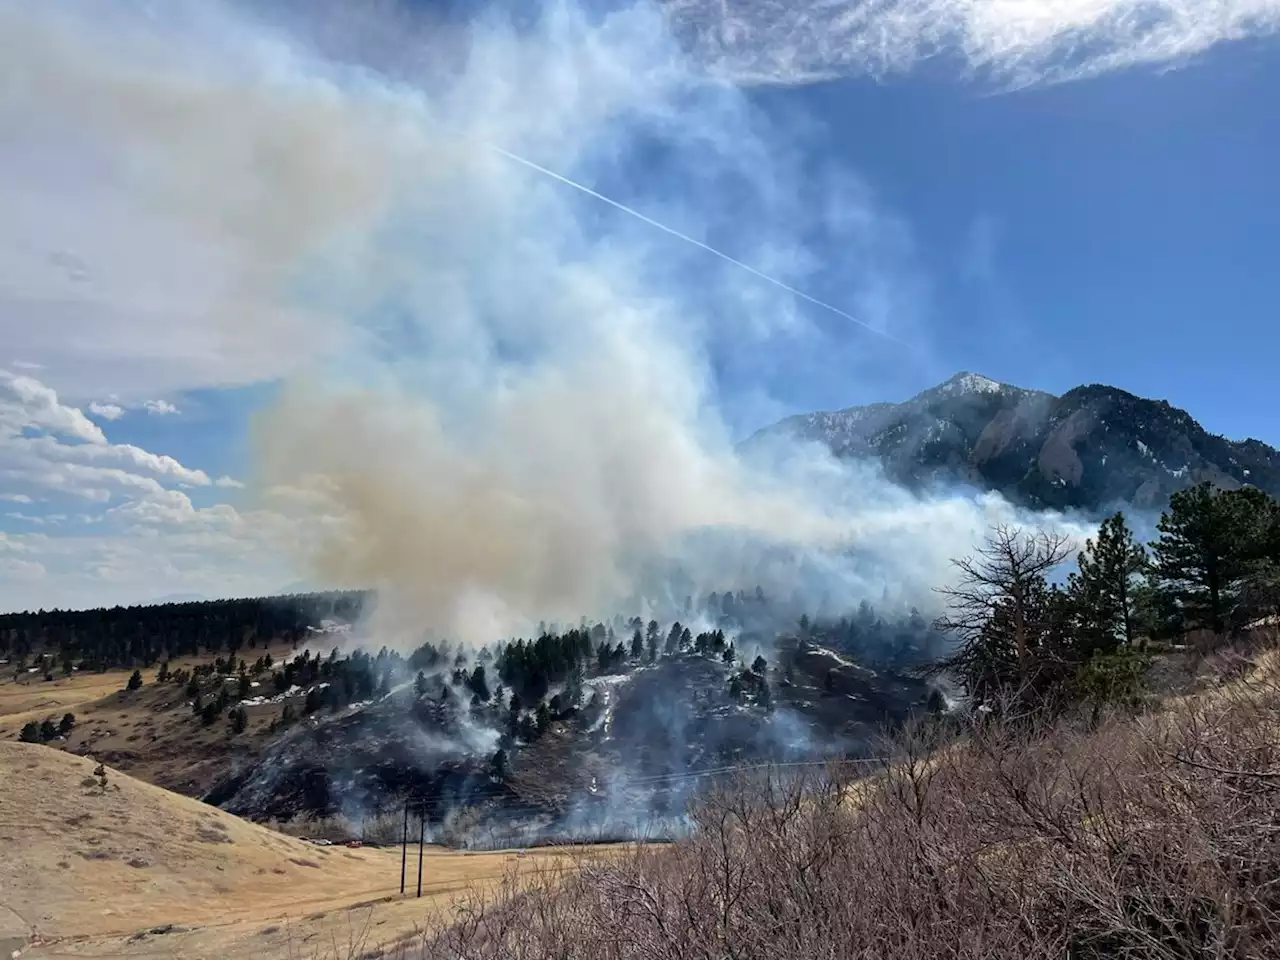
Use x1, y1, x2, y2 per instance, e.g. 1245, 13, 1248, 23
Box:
413, 670, 428, 698
1151, 483, 1275, 635
58, 712, 75, 736
126, 669, 143, 692
468, 665, 491, 702
490, 747, 510, 781
229, 706, 248, 734
280, 703, 296, 725
237, 674, 251, 698
535, 701, 551, 736
630, 629, 644, 659
1069, 512, 1148, 653
728, 675, 743, 701
19, 721, 40, 743
751, 655, 767, 675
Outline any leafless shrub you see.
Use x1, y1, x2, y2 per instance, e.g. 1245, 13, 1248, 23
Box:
409, 638, 1280, 959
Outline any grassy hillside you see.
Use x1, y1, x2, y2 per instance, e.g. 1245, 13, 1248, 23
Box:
0, 742, 605, 959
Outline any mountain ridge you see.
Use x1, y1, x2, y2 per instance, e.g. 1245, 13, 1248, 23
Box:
747, 372, 1280, 512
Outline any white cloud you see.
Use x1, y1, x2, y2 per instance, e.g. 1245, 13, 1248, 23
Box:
0, 369, 299, 612
143, 399, 180, 416
88, 401, 124, 420
215, 475, 245, 489
666, 0, 1280, 86
1, 370, 106, 444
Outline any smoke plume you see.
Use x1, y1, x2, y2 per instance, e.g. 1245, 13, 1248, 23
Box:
5, 0, 1095, 644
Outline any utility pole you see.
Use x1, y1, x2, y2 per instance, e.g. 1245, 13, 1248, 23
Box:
416, 803, 426, 897
399, 800, 408, 895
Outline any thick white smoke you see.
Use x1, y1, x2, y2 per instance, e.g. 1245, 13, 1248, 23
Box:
3, 0, 1094, 643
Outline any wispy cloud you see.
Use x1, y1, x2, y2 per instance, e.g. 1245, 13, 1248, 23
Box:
143, 399, 180, 416
666, 0, 1280, 86
88, 401, 125, 420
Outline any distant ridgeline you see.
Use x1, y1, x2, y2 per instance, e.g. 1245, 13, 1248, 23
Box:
747, 372, 1280, 512
0, 585, 937, 676
0, 591, 367, 672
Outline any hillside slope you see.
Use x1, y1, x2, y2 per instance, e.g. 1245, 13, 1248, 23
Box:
747, 372, 1280, 511
0, 742, 593, 959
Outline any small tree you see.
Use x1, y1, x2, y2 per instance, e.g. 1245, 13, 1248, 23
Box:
490, 747, 510, 781
751, 655, 767, 675
19, 721, 40, 743
934, 525, 1074, 708
468, 665, 491, 703
58, 712, 75, 736
126, 669, 143, 692
229, 706, 248, 734
237, 674, 251, 698
1069, 512, 1148, 653
630, 629, 644, 659
39, 718, 58, 741
280, 703, 296, 725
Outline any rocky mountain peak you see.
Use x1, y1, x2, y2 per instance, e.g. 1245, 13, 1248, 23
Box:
747, 373, 1280, 513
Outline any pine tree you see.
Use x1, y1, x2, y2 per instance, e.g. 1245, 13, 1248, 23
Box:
468, 665, 490, 702
630, 629, 644, 659
490, 747, 510, 781
126, 669, 143, 692
19, 720, 40, 743
58, 712, 75, 736
1151, 484, 1275, 635
229, 707, 247, 734
729, 675, 743, 701
1069, 512, 1148, 653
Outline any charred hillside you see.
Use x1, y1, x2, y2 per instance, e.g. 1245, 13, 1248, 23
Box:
202, 605, 936, 846
747, 372, 1280, 512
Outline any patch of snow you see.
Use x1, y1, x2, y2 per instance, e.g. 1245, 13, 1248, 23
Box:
950, 373, 1002, 395
1170, 466, 1188, 479
1137, 440, 1151, 458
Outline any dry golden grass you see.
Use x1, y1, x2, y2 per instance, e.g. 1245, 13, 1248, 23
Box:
0, 742, 605, 959
0, 669, 140, 732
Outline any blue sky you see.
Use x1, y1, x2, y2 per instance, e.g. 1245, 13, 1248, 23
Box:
2, 0, 1278, 617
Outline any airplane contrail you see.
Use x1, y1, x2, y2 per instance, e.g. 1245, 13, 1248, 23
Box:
487, 144, 907, 346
